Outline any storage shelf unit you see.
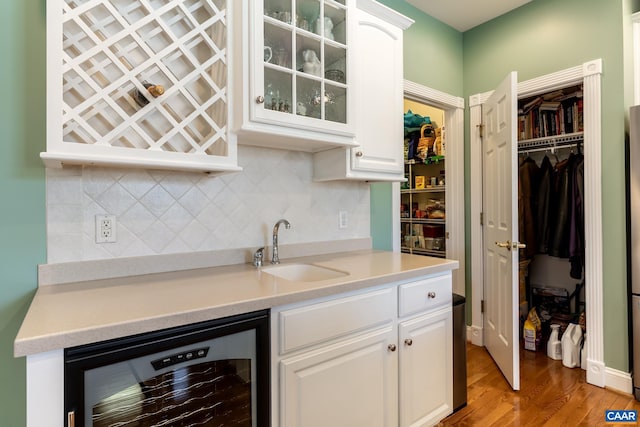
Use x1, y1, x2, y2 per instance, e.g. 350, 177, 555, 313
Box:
401, 159, 446, 258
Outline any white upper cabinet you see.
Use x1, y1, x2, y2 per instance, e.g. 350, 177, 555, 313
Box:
231, 0, 358, 151
42, 0, 240, 174
313, 0, 413, 181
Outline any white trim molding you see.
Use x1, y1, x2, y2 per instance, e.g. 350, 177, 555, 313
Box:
402, 80, 466, 296
468, 59, 605, 387
605, 367, 633, 395
467, 325, 483, 347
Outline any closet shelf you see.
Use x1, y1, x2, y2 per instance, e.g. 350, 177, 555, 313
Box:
518, 132, 584, 151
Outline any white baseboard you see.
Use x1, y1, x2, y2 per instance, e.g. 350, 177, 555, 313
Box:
467, 325, 483, 346
605, 367, 633, 395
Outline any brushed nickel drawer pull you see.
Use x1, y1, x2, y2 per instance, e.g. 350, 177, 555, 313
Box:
427, 291, 436, 299
405, 338, 413, 346
388, 344, 397, 352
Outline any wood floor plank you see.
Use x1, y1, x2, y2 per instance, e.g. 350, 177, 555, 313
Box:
439, 343, 640, 427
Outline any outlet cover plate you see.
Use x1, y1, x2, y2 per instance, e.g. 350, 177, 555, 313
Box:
96, 214, 116, 243
339, 211, 348, 229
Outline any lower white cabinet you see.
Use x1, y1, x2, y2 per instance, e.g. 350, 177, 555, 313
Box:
279, 326, 398, 427
399, 308, 453, 427
271, 272, 453, 427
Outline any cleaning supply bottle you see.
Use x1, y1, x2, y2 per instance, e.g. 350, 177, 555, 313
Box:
562, 323, 583, 368
547, 324, 562, 360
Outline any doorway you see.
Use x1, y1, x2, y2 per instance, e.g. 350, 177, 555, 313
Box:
396, 80, 466, 296
469, 59, 605, 388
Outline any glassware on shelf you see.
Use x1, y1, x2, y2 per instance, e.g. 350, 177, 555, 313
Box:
325, 69, 345, 83
261, 0, 348, 125
297, 15, 310, 31
273, 47, 289, 68
264, 70, 292, 114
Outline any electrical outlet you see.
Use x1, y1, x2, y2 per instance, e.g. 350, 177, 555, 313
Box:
95, 214, 117, 243
339, 211, 348, 229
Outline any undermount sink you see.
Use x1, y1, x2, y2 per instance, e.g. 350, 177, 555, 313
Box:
262, 263, 349, 282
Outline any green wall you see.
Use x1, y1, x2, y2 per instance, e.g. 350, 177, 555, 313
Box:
463, 0, 629, 371
0, 0, 47, 424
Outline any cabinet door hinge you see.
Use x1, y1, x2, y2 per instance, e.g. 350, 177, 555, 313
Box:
477, 123, 485, 138
481, 300, 485, 314
480, 212, 484, 226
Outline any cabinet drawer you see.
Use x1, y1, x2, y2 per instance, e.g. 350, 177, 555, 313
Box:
398, 273, 452, 318
277, 287, 396, 355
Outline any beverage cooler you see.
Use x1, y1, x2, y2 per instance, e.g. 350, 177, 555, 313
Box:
64, 310, 270, 426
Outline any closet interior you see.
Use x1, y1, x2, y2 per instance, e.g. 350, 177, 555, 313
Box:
401, 100, 447, 258
517, 84, 586, 365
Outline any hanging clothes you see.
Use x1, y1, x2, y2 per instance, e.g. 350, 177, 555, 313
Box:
518, 156, 540, 260
548, 154, 574, 258
535, 155, 555, 254
569, 154, 585, 279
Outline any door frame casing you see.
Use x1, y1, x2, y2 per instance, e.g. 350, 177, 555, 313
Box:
468, 59, 605, 387
398, 80, 466, 296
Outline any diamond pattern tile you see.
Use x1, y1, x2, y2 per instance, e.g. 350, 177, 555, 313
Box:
46, 147, 371, 263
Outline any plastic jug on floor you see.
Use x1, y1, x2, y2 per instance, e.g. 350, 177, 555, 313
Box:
562, 323, 583, 368
547, 324, 562, 360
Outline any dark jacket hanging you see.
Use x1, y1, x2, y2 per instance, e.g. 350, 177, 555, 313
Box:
547, 155, 572, 258
518, 157, 540, 260
535, 155, 555, 254
569, 154, 585, 278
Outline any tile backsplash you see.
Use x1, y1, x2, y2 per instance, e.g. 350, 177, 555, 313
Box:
46, 146, 370, 264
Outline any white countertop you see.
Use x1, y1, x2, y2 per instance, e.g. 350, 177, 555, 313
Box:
14, 250, 458, 357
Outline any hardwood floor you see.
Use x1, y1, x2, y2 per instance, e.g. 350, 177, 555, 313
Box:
439, 343, 640, 426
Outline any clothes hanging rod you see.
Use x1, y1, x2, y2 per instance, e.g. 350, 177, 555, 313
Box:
518, 143, 577, 155
517, 131, 584, 151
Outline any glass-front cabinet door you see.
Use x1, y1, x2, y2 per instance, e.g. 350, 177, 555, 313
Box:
236, 0, 355, 149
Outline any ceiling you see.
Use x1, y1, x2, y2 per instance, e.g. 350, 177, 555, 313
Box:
406, 0, 533, 32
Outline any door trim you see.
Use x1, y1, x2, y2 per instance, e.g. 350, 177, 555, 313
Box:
469, 59, 605, 388
400, 80, 466, 296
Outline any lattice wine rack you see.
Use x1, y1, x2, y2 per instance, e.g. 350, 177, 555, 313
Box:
42, 0, 241, 173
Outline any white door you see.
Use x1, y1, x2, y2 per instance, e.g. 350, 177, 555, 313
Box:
482, 72, 520, 390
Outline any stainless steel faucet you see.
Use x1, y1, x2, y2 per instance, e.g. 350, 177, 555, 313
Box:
271, 219, 291, 264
